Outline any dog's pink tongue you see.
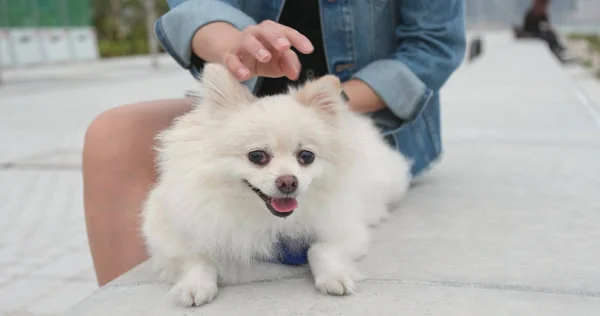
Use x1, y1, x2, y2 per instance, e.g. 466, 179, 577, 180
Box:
270, 198, 298, 213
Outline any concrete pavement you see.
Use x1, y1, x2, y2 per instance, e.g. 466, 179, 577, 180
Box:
0, 55, 196, 316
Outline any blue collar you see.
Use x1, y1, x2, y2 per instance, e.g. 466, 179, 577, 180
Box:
269, 236, 311, 266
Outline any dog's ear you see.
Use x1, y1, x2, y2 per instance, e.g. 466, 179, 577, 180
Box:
197, 63, 256, 108
294, 75, 343, 115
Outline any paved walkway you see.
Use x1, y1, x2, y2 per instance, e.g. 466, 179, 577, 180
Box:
0, 55, 196, 316
2, 32, 600, 315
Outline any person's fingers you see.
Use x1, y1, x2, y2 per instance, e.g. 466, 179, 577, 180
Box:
282, 26, 314, 54
240, 26, 272, 63
278, 49, 301, 80
223, 53, 251, 81
228, 21, 312, 80
255, 20, 291, 52
254, 21, 313, 55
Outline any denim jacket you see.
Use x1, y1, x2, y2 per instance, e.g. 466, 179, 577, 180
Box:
155, 0, 467, 177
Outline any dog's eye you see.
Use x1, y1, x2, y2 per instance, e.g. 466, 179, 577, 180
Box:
297, 150, 315, 165
248, 150, 270, 166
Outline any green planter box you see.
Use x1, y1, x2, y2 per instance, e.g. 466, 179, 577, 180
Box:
37, 0, 65, 27
66, 0, 92, 27
1, 0, 91, 28
6, 0, 37, 27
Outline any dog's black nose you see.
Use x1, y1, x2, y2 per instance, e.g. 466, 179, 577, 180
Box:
276, 175, 298, 194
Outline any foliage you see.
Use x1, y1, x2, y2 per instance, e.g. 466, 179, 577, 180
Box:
97, 39, 152, 57
568, 33, 600, 53
91, 0, 169, 57
580, 60, 592, 68
568, 33, 600, 79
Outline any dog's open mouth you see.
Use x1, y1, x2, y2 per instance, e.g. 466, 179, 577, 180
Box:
244, 180, 297, 218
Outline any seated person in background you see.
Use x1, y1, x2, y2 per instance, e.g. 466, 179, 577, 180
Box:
522, 0, 566, 58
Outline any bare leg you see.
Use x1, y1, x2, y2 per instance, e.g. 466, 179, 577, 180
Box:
82, 98, 193, 286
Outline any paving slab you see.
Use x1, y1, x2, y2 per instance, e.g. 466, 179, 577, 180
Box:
60, 33, 600, 315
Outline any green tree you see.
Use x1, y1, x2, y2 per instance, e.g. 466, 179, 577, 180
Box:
91, 0, 169, 57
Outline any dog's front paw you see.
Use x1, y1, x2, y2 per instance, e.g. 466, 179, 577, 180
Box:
167, 279, 218, 307
308, 242, 366, 296
315, 271, 356, 295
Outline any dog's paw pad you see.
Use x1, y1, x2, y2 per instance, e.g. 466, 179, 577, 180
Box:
315, 273, 355, 296
167, 281, 218, 307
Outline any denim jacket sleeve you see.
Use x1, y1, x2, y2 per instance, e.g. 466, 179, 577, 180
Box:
156, 0, 257, 69
351, 0, 467, 120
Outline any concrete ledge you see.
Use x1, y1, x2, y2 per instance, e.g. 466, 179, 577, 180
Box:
64, 269, 599, 316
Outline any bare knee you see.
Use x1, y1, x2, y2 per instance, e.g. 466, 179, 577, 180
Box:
84, 106, 138, 175
82, 99, 193, 213
82, 99, 192, 180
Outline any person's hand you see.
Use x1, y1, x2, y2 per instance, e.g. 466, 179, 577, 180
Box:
222, 20, 315, 81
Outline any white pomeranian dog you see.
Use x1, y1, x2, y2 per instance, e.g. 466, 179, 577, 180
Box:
141, 63, 411, 307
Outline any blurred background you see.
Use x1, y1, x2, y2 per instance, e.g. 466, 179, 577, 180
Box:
0, 0, 599, 71
466, 0, 598, 30
0, 0, 168, 74
0, 1, 599, 316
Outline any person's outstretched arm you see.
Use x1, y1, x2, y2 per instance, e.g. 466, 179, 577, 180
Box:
346, 0, 466, 117
157, 0, 315, 81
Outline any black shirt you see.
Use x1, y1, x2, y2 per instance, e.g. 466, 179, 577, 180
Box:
255, 0, 329, 97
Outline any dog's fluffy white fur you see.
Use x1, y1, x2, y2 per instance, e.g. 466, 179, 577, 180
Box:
141, 63, 411, 307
